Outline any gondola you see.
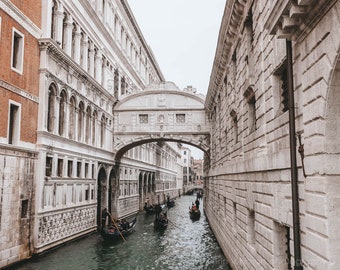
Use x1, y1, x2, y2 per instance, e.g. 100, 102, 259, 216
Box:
189, 206, 201, 220
166, 198, 175, 208
144, 204, 156, 214
154, 213, 168, 230
154, 204, 168, 230
101, 217, 137, 241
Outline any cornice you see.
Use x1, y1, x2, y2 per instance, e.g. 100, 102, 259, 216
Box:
205, 0, 248, 112
264, 0, 337, 41
119, 0, 165, 82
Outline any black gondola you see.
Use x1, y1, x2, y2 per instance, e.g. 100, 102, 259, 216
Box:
154, 204, 168, 230
101, 217, 137, 241
166, 198, 175, 208
189, 206, 201, 220
144, 204, 156, 214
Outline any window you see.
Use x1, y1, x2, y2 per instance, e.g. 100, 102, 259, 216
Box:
85, 188, 89, 201
92, 164, 95, 179
244, 88, 256, 133
77, 161, 81, 177
85, 163, 89, 178
45, 156, 53, 176
176, 114, 185, 123
274, 61, 289, 114
139, 114, 148, 124
230, 110, 238, 144
11, 28, 24, 73
8, 102, 20, 144
21, 199, 28, 218
67, 160, 73, 177
247, 210, 255, 246
57, 158, 63, 177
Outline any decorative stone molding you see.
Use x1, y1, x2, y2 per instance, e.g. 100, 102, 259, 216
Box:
264, 0, 337, 40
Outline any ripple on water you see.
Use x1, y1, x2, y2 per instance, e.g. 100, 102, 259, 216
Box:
12, 195, 231, 270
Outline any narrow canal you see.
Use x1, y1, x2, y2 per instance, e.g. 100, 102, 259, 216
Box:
12, 195, 231, 270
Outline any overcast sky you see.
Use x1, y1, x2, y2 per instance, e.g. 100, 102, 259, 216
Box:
127, 0, 226, 95
127, 0, 226, 158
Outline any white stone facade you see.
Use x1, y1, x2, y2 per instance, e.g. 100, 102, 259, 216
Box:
205, 0, 340, 269
34, 0, 182, 255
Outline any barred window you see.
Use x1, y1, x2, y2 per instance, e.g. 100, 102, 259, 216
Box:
176, 114, 185, 123
139, 114, 148, 124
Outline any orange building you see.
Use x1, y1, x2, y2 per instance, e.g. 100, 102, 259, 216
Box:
0, 0, 41, 268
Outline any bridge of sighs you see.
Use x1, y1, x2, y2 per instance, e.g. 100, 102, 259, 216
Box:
100, 82, 211, 219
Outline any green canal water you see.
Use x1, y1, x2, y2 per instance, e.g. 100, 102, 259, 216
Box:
11, 195, 231, 270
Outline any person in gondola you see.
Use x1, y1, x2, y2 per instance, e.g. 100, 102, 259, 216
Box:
155, 204, 162, 218
101, 208, 109, 228
195, 198, 200, 210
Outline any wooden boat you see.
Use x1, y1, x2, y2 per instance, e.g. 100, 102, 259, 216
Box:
154, 214, 168, 230
189, 206, 201, 220
144, 204, 156, 214
154, 204, 168, 230
166, 198, 175, 208
101, 217, 137, 241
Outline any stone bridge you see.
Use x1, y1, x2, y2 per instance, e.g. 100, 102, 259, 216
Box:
112, 82, 210, 160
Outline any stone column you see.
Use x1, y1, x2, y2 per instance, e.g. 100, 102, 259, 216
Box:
63, 14, 73, 56
73, 24, 82, 64
54, 5, 64, 46
74, 108, 79, 142
42, 0, 53, 38
64, 101, 70, 139
95, 49, 102, 83
88, 42, 95, 77
81, 34, 88, 71
102, 58, 107, 89
54, 96, 61, 134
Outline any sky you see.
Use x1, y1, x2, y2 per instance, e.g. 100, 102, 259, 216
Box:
127, 0, 226, 158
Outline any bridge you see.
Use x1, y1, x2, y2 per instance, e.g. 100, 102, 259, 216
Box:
112, 82, 211, 161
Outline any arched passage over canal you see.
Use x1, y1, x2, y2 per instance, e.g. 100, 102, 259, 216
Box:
112, 82, 211, 161
98, 82, 212, 223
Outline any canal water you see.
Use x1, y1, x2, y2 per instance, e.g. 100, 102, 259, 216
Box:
12, 195, 231, 270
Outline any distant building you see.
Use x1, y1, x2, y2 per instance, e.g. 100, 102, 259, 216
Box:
192, 159, 204, 186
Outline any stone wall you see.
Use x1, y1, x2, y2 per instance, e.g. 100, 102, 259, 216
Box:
0, 147, 37, 268
205, 0, 340, 269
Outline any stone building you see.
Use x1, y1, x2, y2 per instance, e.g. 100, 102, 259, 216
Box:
205, 0, 340, 269
0, 0, 42, 267
0, 0, 183, 267
35, 0, 182, 255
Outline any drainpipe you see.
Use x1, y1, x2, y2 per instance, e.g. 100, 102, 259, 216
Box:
286, 39, 303, 270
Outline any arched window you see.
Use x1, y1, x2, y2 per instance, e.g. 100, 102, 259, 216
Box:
58, 90, 67, 136
69, 96, 76, 140
244, 87, 256, 134
47, 83, 57, 132
230, 109, 238, 144
121, 77, 126, 95
85, 106, 91, 144
78, 101, 84, 142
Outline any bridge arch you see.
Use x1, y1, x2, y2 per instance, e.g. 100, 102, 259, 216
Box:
113, 82, 211, 161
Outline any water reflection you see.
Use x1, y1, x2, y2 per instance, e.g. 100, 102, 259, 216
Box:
12, 195, 230, 270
